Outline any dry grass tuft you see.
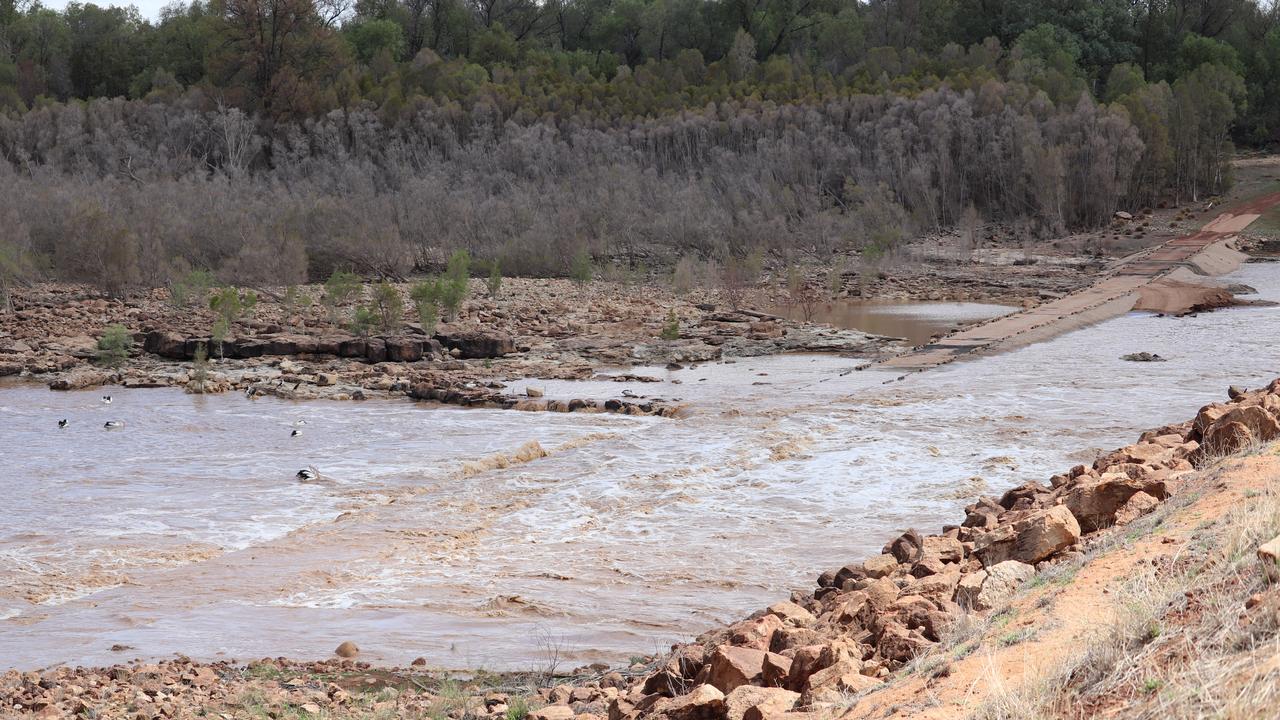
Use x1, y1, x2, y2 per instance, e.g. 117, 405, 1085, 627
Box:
967, 453, 1280, 719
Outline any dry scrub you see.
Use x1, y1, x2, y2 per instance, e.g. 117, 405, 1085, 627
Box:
970, 448, 1280, 719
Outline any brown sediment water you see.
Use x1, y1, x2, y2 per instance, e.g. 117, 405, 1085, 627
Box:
768, 301, 1016, 346
1, 263, 1279, 671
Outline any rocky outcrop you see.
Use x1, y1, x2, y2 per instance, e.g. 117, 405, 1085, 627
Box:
605, 380, 1280, 720
435, 329, 516, 358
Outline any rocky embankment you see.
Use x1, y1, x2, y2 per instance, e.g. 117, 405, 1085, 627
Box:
4, 382, 1279, 719
0, 281, 896, 415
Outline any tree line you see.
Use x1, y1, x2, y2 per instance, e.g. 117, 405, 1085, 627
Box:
0, 0, 1272, 295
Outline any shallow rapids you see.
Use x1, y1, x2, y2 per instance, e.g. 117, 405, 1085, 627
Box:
2, 263, 1279, 671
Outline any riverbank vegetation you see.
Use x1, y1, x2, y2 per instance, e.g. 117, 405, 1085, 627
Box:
0, 0, 1277, 294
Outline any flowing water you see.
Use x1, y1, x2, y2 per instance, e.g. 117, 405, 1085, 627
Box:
768, 300, 1017, 345
2, 264, 1280, 671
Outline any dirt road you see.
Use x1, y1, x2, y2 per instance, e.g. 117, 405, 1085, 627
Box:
876, 191, 1280, 371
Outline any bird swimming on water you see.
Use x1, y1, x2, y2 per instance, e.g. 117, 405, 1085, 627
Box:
101, 395, 112, 404
104, 420, 125, 429
293, 419, 307, 426
290, 429, 301, 437
295, 466, 319, 481
58, 419, 68, 428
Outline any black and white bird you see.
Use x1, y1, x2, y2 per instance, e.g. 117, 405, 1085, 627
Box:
290, 429, 301, 437
295, 466, 319, 481
101, 395, 112, 404
57, 419, 68, 428
104, 420, 125, 429
293, 419, 307, 426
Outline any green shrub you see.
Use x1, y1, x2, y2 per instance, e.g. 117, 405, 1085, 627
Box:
349, 305, 377, 337
95, 324, 132, 368
443, 250, 471, 319
209, 286, 257, 325
168, 269, 216, 309
189, 342, 209, 391
281, 285, 311, 324
370, 281, 403, 331
660, 309, 680, 340
410, 279, 443, 333
505, 697, 529, 720
323, 269, 361, 323
210, 316, 229, 360
413, 251, 471, 323
487, 260, 502, 299
570, 247, 593, 285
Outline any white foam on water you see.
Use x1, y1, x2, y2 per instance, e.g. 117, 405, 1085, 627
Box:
0, 263, 1278, 669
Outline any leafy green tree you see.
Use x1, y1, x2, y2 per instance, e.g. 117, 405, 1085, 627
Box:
346, 17, 405, 62
64, 2, 146, 99
1175, 33, 1244, 79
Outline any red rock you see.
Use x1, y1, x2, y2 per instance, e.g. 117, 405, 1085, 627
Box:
876, 622, 931, 664
728, 615, 783, 651
703, 646, 770, 693
1114, 491, 1160, 525
435, 329, 516, 358
723, 686, 798, 720
861, 554, 899, 579
974, 505, 1080, 565
651, 684, 726, 720
1062, 474, 1147, 533
529, 705, 576, 720
765, 601, 815, 628
334, 641, 359, 658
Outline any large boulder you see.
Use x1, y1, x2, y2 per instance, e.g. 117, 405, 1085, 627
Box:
48, 368, 111, 390
728, 615, 784, 651
875, 622, 931, 663
143, 330, 188, 359
1202, 406, 1280, 456
724, 687, 798, 720
800, 657, 878, 705
384, 336, 424, 363
1062, 474, 1147, 534
1114, 491, 1160, 525
955, 560, 1035, 611
1202, 421, 1254, 457
338, 338, 367, 358
703, 646, 769, 693
783, 642, 857, 693
974, 505, 1080, 566
766, 601, 815, 628
260, 334, 317, 356
861, 554, 899, 579
652, 685, 726, 720
365, 337, 387, 363
435, 329, 516, 359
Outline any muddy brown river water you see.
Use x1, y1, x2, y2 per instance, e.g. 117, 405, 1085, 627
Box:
769, 300, 1016, 345
2, 263, 1280, 671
